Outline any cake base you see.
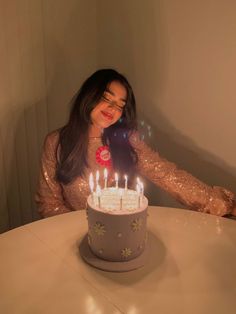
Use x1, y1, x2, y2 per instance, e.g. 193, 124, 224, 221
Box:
79, 233, 149, 272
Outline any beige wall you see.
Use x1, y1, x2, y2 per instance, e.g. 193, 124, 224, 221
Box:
97, 0, 236, 206
0, 0, 97, 232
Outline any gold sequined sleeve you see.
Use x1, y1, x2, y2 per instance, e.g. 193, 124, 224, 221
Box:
130, 132, 235, 216
35, 131, 72, 218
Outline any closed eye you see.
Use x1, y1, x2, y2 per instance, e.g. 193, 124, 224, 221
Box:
102, 95, 112, 104
101, 96, 124, 112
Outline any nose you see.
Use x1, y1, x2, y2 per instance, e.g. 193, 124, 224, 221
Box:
107, 102, 121, 113
107, 103, 117, 112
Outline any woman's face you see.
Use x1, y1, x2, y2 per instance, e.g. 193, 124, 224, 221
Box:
90, 81, 127, 131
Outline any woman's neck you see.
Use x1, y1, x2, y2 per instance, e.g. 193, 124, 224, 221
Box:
89, 124, 103, 138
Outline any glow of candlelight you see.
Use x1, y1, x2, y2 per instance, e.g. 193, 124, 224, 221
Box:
115, 172, 118, 189
104, 168, 108, 189
124, 174, 128, 190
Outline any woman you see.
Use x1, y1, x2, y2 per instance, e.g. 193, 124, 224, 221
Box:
35, 69, 236, 218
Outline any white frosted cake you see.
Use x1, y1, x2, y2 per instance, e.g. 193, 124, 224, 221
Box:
86, 187, 148, 262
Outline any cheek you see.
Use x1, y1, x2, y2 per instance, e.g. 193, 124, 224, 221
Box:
96, 101, 107, 109
113, 111, 122, 123
90, 103, 103, 118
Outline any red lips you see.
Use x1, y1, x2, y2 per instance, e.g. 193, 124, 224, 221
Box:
101, 111, 113, 121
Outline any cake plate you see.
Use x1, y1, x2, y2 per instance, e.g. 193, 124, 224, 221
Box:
79, 233, 150, 272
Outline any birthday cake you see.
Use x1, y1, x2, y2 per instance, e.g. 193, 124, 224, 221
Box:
86, 187, 148, 262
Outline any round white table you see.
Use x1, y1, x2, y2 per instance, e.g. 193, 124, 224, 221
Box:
0, 206, 235, 314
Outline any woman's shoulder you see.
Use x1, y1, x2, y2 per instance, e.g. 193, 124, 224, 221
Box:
128, 130, 143, 146
128, 130, 158, 155
43, 129, 61, 150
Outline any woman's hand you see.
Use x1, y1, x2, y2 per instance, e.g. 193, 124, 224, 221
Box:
231, 202, 236, 216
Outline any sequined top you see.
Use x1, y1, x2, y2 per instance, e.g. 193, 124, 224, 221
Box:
35, 130, 235, 218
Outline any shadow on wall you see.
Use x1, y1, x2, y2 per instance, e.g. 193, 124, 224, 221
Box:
137, 109, 236, 208
136, 1, 236, 206
97, 0, 236, 207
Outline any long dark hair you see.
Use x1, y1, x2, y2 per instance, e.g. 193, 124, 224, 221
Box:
56, 69, 138, 184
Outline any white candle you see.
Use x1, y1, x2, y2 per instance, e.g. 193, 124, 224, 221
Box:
136, 183, 141, 208
115, 172, 119, 189
104, 168, 108, 189
124, 174, 128, 190
89, 173, 94, 203
139, 181, 144, 206
119, 189, 123, 210
140, 181, 144, 198
120, 197, 123, 210
96, 170, 100, 186
96, 184, 101, 208
89, 173, 94, 191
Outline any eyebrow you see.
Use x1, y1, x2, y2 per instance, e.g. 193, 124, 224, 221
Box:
105, 88, 127, 103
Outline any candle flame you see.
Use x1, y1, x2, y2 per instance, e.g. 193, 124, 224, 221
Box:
124, 174, 128, 190
104, 168, 108, 179
96, 170, 100, 182
89, 173, 94, 192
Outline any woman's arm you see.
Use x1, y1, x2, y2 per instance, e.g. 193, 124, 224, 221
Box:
35, 131, 72, 218
130, 132, 235, 216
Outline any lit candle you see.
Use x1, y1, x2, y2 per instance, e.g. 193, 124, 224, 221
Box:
140, 181, 144, 198
139, 181, 144, 206
136, 183, 141, 208
96, 170, 100, 186
115, 172, 119, 189
96, 184, 101, 208
104, 168, 108, 189
89, 173, 94, 192
89, 173, 94, 203
119, 189, 123, 210
124, 174, 128, 190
